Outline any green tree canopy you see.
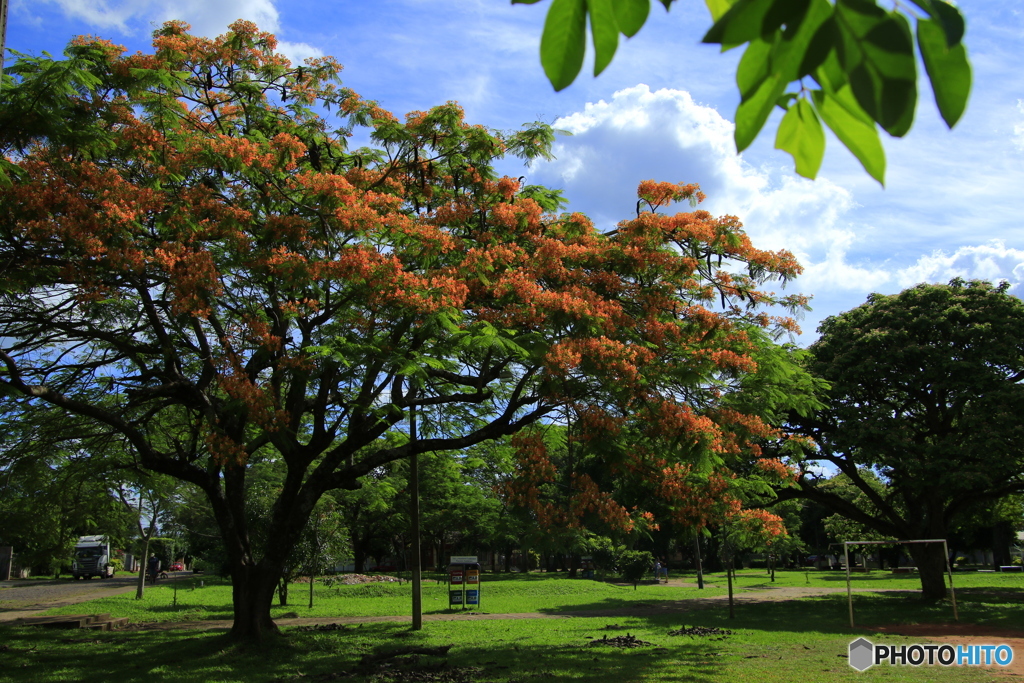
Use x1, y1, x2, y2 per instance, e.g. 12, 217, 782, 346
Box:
782, 279, 1024, 598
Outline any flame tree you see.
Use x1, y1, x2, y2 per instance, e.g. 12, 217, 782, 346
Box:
1, 21, 807, 640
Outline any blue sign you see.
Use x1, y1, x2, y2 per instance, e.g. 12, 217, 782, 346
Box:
466, 589, 479, 605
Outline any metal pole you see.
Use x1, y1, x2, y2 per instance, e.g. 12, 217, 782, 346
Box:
693, 532, 704, 590
409, 404, 422, 630
0, 0, 8, 81
944, 540, 958, 621
845, 542, 854, 628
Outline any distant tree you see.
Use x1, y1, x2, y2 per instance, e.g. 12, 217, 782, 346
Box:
781, 280, 1024, 599
0, 405, 134, 574
116, 473, 181, 599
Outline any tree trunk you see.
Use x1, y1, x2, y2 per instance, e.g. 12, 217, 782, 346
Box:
907, 543, 947, 600
353, 544, 366, 573
278, 578, 288, 606
135, 538, 150, 600
228, 563, 281, 641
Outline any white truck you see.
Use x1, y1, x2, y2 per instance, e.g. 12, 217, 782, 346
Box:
71, 535, 115, 579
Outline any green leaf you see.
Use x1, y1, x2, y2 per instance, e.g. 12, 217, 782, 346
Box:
810, 42, 847, 92
735, 37, 772, 99
908, 0, 965, 46
812, 88, 885, 184
588, 0, 619, 75
798, 15, 837, 78
541, 0, 588, 91
735, 69, 786, 151
704, 0, 810, 47
704, 0, 738, 22
776, 92, 798, 110
733, 0, 831, 151
614, 0, 650, 37
917, 17, 971, 127
835, 0, 917, 137
775, 98, 825, 179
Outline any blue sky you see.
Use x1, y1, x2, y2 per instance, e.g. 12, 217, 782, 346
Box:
7, 0, 1024, 340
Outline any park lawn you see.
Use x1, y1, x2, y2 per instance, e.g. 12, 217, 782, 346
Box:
38, 572, 729, 623
2, 589, 1014, 682
32, 568, 1024, 625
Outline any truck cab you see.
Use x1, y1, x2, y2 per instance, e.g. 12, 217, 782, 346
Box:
71, 536, 115, 579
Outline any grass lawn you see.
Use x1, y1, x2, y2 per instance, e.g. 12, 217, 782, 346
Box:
1, 569, 1021, 682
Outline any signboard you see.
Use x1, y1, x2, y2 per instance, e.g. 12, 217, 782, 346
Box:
448, 558, 481, 609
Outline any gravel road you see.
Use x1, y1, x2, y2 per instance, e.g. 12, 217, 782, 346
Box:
0, 575, 170, 621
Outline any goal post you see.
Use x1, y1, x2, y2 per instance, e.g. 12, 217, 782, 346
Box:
842, 539, 958, 628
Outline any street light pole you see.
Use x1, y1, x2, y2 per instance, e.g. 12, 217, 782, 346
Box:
1, 0, 9, 84
409, 403, 422, 630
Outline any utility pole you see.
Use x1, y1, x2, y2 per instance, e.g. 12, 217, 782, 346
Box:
1, 0, 9, 82
409, 404, 422, 630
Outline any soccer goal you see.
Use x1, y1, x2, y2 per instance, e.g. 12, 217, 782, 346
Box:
842, 539, 958, 628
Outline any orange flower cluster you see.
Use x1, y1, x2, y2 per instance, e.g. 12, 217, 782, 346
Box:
1, 22, 812, 549
637, 180, 705, 210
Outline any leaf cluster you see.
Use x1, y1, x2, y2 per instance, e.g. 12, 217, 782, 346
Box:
517, 0, 971, 184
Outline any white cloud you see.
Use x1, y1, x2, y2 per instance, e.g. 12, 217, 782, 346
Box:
276, 40, 325, 65
40, 0, 146, 31
1015, 99, 1024, 151
529, 84, 860, 280
153, 0, 279, 36
896, 241, 1024, 290
525, 85, 1024, 341
37, 0, 322, 62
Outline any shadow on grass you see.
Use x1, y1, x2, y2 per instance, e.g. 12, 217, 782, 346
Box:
1, 618, 727, 683
527, 589, 1024, 636
289, 621, 727, 683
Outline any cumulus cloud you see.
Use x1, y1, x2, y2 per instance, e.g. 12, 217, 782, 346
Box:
39, 0, 145, 31
528, 85, 859, 281
526, 85, 1024, 340
37, 0, 322, 62
896, 241, 1024, 291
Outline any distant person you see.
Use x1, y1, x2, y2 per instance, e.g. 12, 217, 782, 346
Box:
148, 555, 161, 583
659, 558, 669, 582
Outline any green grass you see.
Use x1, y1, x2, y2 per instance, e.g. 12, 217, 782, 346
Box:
2, 570, 1021, 682
39, 568, 1020, 625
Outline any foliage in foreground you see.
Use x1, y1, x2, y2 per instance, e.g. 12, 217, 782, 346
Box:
516, 0, 971, 185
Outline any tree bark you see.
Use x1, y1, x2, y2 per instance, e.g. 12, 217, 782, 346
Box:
228, 563, 281, 641
907, 543, 947, 600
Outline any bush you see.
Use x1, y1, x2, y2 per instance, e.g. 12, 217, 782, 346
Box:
109, 558, 124, 574
616, 550, 655, 589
